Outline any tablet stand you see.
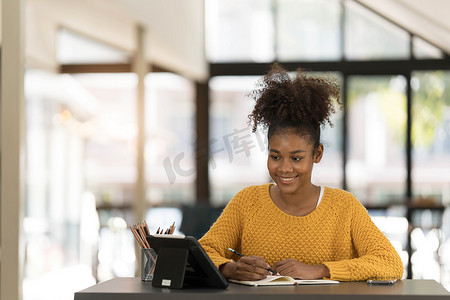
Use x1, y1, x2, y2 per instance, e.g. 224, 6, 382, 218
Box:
152, 247, 189, 289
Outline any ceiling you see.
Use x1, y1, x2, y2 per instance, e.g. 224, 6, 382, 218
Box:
4, 0, 450, 81
22, 0, 206, 80
355, 0, 450, 55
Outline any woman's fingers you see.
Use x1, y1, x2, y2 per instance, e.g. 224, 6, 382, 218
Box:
236, 256, 271, 278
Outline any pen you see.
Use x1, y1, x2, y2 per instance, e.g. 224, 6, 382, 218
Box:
143, 221, 150, 235
169, 222, 175, 234
228, 248, 277, 275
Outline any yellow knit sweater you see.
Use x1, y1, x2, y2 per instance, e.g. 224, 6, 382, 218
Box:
199, 184, 404, 281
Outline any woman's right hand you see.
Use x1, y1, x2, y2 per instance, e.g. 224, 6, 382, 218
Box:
219, 256, 272, 281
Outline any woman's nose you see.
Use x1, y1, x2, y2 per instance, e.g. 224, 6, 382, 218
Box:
279, 159, 293, 172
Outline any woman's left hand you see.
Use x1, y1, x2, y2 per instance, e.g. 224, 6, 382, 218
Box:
273, 259, 330, 279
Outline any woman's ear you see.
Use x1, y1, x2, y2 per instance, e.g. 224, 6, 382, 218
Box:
314, 144, 324, 163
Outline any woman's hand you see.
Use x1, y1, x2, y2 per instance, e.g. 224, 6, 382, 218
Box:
220, 256, 272, 281
273, 259, 330, 279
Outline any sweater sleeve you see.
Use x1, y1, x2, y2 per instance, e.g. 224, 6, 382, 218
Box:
199, 188, 248, 268
324, 197, 404, 281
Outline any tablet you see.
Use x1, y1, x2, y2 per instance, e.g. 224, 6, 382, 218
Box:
147, 234, 228, 289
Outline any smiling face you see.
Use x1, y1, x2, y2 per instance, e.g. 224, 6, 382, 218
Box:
267, 128, 323, 195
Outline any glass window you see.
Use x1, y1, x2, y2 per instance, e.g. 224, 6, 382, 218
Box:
25, 70, 91, 285
71, 73, 138, 205
277, 0, 341, 61
345, 1, 410, 60
205, 0, 274, 62
412, 71, 450, 206
57, 28, 131, 64
310, 72, 344, 188
369, 210, 408, 279
410, 208, 446, 282
209, 76, 269, 206
346, 75, 407, 205
413, 37, 444, 59
312, 106, 344, 189
24, 70, 138, 299
63, 73, 138, 282
145, 73, 196, 205
411, 83, 448, 284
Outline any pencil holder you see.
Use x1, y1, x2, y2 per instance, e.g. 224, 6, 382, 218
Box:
141, 248, 157, 282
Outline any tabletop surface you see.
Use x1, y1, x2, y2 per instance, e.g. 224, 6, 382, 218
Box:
75, 277, 450, 300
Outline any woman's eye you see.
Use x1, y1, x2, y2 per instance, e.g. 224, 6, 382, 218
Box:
292, 157, 303, 162
270, 155, 280, 161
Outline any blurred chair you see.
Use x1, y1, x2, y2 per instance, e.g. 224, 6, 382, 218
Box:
179, 204, 224, 239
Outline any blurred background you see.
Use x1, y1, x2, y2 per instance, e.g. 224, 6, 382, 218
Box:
1, 0, 450, 299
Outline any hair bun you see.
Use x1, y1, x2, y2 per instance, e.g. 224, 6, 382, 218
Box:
248, 63, 341, 132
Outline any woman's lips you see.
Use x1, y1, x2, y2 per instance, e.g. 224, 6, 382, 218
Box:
278, 175, 298, 184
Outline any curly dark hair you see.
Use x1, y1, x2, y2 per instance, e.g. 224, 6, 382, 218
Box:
248, 63, 342, 150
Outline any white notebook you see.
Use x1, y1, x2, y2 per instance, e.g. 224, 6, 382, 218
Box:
229, 275, 339, 286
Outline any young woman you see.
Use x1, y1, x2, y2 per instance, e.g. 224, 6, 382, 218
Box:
199, 64, 403, 282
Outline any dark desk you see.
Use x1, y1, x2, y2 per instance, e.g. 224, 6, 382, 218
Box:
74, 277, 450, 300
